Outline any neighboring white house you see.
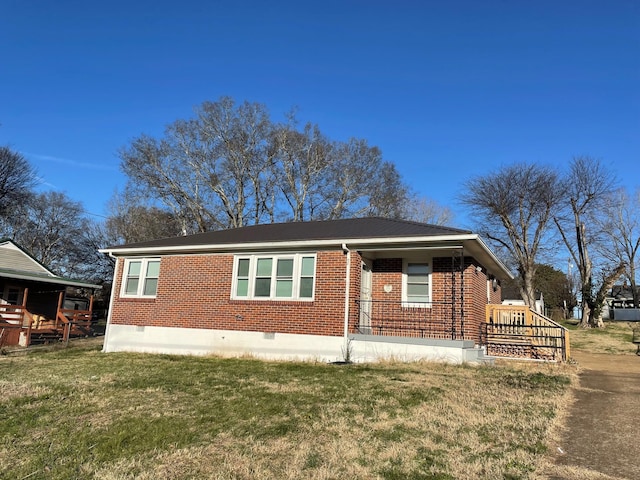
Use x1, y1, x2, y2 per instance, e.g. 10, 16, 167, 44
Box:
502, 292, 545, 315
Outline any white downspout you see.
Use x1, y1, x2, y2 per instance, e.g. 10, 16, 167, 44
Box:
102, 253, 118, 352
342, 243, 351, 352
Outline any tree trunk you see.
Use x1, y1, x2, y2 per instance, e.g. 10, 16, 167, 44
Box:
631, 264, 639, 308
580, 302, 591, 328
585, 262, 626, 328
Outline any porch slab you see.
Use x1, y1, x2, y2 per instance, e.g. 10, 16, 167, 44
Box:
348, 334, 486, 364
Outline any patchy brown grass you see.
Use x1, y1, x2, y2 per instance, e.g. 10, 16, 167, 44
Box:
561, 320, 637, 356
0, 343, 574, 479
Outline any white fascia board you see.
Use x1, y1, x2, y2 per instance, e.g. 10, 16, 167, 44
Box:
99, 234, 480, 256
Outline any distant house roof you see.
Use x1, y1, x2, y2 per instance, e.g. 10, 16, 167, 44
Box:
501, 285, 543, 302
101, 217, 513, 281
0, 239, 100, 289
611, 284, 640, 299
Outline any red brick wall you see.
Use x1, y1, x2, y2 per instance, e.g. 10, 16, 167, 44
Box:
366, 256, 496, 343
432, 257, 462, 305
461, 258, 492, 342
489, 278, 502, 305
369, 257, 454, 303
370, 258, 402, 301
110, 250, 358, 337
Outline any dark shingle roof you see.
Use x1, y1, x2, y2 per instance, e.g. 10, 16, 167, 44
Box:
106, 217, 472, 251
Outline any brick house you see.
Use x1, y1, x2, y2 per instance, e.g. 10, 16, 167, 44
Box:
100, 217, 512, 363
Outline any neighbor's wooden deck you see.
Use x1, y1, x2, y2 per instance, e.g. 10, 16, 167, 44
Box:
0, 290, 94, 348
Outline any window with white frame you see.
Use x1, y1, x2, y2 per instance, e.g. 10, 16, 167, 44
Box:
121, 258, 161, 298
402, 261, 431, 305
232, 254, 316, 300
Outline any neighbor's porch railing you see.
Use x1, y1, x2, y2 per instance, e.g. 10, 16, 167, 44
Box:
0, 290, 95, 347
0, 303, 33, 347
55, 292, 94, 342
353, 298, 463, 340
484, 304, 570, 361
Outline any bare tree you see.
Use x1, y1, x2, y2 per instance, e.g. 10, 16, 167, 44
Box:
6, 191, 107, 280
460, 163, 563, 308
0, 146, 37, 218
403, 196, 454, 226
553, 156, 624, 327
106, 190, 184, 244
196, 98, 276, 227
120, 97, 411, 230
598, 187, 640, 307
271, 122, 331, 222
365, 161, 410, 219
120, 97, 275, 233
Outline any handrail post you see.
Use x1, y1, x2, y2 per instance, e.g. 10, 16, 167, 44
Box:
25, 313, 33, 347
56, 291, 65, 330
21, 289, 30, 346
88, 295, 94, 326
20, 288, 29, 329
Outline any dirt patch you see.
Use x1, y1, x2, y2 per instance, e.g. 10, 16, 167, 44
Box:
548, 352, 640, 479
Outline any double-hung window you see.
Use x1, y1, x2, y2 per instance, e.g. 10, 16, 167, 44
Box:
121, 258, 161, 298
403, 261, 431, 306
233, 254, 316, 300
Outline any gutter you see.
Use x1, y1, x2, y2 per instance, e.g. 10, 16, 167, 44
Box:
342, 243, 351, 358
101, 252, 118, 352
99, 234, 480, 256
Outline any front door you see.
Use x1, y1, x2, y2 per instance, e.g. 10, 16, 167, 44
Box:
360, 259, 373, 334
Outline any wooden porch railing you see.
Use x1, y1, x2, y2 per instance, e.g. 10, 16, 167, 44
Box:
484, 304, 570, 361
56, 292, 94, 342
0, 289, 95, 347
0, 289, 34, 346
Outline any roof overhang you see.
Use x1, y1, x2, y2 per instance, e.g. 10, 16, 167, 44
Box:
100, 233, 513, 281
0, 270, 101, 289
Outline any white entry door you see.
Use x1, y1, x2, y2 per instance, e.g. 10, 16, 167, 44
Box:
360, 259, 373, 334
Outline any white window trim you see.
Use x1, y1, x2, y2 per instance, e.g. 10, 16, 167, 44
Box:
120, 258, 161, 298
401, 259, 432, 308
232, 253, 316, 301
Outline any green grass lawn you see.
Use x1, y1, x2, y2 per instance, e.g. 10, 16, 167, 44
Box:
1, 343, 572, 480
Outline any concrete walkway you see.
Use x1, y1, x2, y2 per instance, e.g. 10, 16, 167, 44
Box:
549, 352, 640, 479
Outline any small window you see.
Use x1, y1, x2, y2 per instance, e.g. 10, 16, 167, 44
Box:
232, 254, 316, 301
403, 261, 431, 306
275, 258, 294, 297
255, 258, 273, 297
236, 258, 250, 297
299, 256, 315, 298
121, 258, 161, 298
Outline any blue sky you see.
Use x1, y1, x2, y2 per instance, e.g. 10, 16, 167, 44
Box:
1, 0, 638, 225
